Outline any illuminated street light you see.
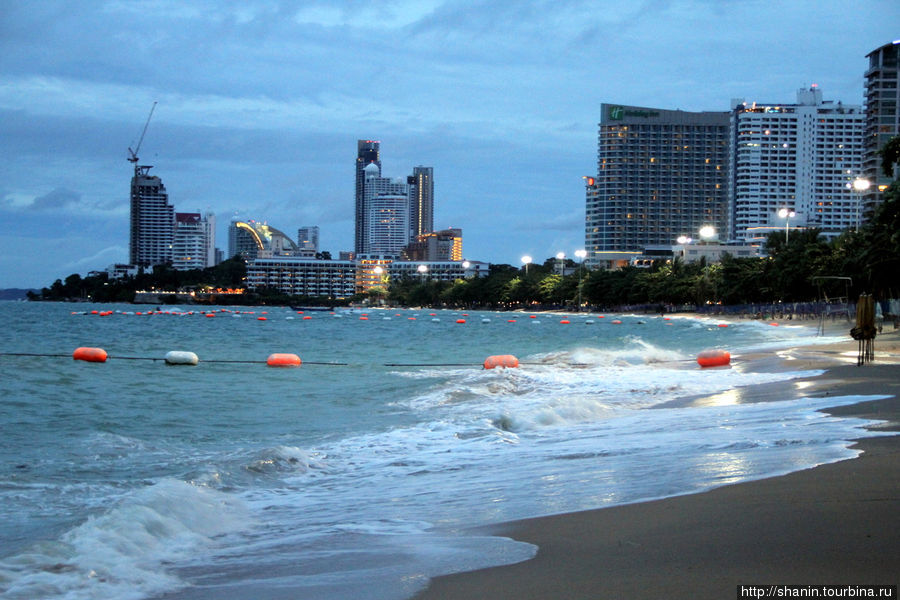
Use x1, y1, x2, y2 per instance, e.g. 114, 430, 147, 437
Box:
521, 255, 532, 275
852, 177, 870, 232
556, 252, 565, 275
698, 226, 717, 242
777, 208, 795, 244
575, 249, 587, 310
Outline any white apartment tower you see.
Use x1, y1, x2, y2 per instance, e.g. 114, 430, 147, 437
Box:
172, 212, 216, 271
363, 163, 410, 256
730, 86, 865, 242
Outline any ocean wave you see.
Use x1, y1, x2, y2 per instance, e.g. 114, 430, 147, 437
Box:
0, 478, 250, 600
244, 445, 326, 475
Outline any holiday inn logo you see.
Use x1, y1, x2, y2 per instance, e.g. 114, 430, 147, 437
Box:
608, 106, 660, 120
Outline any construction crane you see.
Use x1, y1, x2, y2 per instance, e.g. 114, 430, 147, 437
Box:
127, 101, 157, 164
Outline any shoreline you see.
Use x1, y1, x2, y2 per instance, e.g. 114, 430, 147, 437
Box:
414, 327, 900, 599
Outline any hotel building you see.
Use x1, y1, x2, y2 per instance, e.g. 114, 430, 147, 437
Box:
246, 256, 489, 298
246, 257, 357, 298
585, 104, 730, 267
730, 86, 865, 242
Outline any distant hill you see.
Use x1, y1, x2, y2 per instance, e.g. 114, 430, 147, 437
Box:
0, 288, 37, 300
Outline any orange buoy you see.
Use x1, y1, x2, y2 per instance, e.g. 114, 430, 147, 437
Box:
73, 347, 108, 363
507, 319, 517, 323
559, 319, 570, 324
611, 319, 622, 324
770, 322, 779, 327
257, 316, 267, 321
266, 353, 302, 367
483, 354, 519, 369
456, 319, 466, 324
359, 316, 369, 320
205, 313, 215, 318
303, 316, 312, 320
717, 323, 728, 328
697, 349, 731, 368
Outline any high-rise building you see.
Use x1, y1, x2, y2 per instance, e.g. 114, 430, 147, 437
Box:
297, 226, 320, 252
129, 165, 174, 268
355, 140, 381, 255
172, 212, 214, 271
863, 40, 900, 211
361, 163, 409, 256
730, 86, 865, 242
407, 166, 434, 239
204, 211, 217, 267
585, 104, 730, 265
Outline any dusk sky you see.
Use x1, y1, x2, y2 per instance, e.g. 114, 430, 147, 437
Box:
1, 0, 898, 289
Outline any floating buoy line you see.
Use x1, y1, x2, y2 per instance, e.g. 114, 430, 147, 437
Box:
2, 311, 737, 369
1, 349, 715, 370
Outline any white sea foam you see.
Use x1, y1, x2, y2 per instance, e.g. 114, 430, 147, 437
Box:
0, 479, 250, 600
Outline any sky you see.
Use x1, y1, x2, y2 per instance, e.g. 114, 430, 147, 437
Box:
1, 0, 898, 289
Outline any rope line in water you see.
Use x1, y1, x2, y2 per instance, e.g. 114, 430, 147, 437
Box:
0, 352, 346, 366
1, 352, 703, 368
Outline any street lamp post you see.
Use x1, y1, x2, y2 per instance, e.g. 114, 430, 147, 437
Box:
574, 249, 587, 310
521, 255, 532, 276
852, 177, 870, 232
777, 208, 795, 244
556, 252, 565, 275
417, 264, 428, 281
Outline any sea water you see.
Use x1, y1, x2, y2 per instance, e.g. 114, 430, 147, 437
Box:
0, 302, 886, 599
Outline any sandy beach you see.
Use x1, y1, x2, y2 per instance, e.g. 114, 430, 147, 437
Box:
415, 318, 900, 599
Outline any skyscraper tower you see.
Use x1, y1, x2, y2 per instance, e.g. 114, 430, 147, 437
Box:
407, 166, 434, 239
863, 40, 900, 211
129, 165, 174, 267
355, 140, 381, 255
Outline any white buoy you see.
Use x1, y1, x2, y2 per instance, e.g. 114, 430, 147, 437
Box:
164, 350, 199, 366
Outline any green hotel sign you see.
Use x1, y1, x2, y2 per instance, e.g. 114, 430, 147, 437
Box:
609, 106, 660, 120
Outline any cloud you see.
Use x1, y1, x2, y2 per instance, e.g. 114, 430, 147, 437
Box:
61, 245, 128, 273
28, 188, 81, 211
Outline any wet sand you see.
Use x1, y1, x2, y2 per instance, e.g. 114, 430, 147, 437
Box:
415, 322, 900, 599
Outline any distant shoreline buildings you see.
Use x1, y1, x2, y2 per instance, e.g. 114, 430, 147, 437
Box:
583, 40, 899, 269
119, 41, 898, 295
124, 137, 479, 297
